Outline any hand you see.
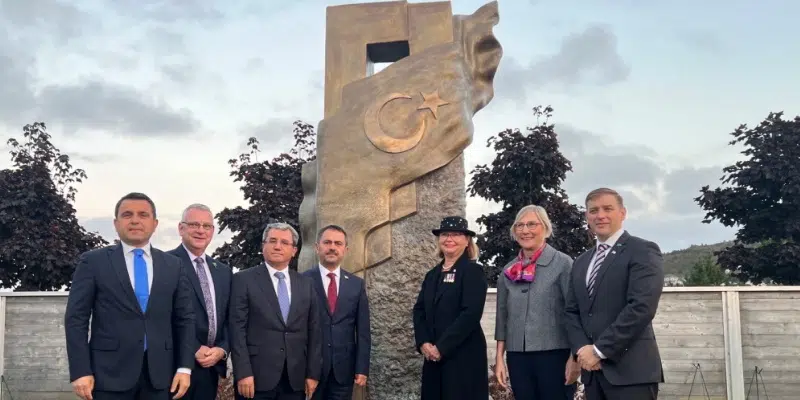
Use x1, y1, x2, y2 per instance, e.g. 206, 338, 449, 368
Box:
576, 345, 601, 371
354, 374, 367, 387
197, 347, 225, 368
494, 361, 508, 389
428, 345, 441, 361
71, 375, 94, 400
170, 372, 190, 399
305, 378, 318, 398
195, 345, 211, 361
420, 343, 435, 361
237, 376, 255, 399
565, 356, 580, 384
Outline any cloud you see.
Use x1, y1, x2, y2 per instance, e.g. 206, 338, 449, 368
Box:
1, 0, 95, 43
495, 24, 630, 103
676, 29, 726, 55
36, 80, 200, 137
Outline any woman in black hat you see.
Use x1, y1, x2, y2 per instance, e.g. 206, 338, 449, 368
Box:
412, 216, 489, 400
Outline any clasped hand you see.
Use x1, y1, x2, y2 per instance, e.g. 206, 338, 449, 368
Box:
576, 345, 602, 371
421, 343, 441, 362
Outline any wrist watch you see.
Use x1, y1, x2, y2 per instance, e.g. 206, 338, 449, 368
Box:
221, 349, 228, 360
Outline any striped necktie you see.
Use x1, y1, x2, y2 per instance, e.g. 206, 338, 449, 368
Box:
587, 244, 610, 297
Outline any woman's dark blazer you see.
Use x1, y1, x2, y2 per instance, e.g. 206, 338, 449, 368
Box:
412, 252, 489, 400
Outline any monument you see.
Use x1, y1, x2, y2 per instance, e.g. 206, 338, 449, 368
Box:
297, 1, 502, 398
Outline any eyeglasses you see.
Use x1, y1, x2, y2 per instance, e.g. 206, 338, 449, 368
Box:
439, 232, 465, 238
265, 238, 295, 247
182, 221, 214, 231
514, 221, 541, 231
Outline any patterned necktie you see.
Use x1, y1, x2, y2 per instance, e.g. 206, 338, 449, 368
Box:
587, 244, 610, 297
195, 257, 216, 346
275, 271, 290, 322
327, 272, 338, 314
133, 248, 149, 350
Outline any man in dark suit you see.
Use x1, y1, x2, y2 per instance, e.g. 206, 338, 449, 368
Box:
167, 203, 233, 400
229, 222, 322, 400
64, 192, 195, 400
564, 188, 665, 400
302, 225, 371, 400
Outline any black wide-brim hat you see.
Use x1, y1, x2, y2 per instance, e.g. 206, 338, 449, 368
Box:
432, 216, 476, 237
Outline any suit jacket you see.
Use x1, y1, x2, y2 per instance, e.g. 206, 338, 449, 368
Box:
229, 263, 322, 392
412, 253, 488, 400
302, 266, 371, 384
166, 245, 232, 377
495, 243, 573, 352
64, 244, 195, 392
564, 231, 665, 386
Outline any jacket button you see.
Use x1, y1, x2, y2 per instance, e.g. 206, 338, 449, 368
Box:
588, 313, 593, 317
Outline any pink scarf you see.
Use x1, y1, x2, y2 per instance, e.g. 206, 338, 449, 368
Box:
503, 245, 544, 283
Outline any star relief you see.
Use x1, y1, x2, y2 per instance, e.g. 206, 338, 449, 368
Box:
417, 90, 450, 119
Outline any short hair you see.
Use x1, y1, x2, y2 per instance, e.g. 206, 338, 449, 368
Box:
316, 224, 348, 244
262, 222, 299, 245
585, 187, 624, 208
115, 192, 156, 218
509, 205, 553, 241
181, 203, 212, 221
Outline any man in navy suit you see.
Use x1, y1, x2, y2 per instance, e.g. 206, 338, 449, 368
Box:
302, 225, 371, 400
167, 203, 233, 400
65, 192, 195, 400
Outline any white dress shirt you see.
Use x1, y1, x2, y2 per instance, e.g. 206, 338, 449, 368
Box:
183, 244, 218, 324
319, 264, 341, 293
586, 228, 625, 360
120, 241, 191, 375
265, 263, 292, 301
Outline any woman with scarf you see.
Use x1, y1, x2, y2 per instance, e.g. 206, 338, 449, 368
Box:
494, 205, 580, 399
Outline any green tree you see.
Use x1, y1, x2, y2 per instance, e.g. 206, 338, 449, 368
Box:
468, 106, 594, 286
695, 111, 800, 284
213, 120, 316, 271
0, 122, 108, 291
682, 255, 735, 286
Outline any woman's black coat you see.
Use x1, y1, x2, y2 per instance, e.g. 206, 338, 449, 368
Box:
412, 252, 489, 400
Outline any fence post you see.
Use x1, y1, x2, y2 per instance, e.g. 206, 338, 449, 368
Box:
722, 290, 745, 399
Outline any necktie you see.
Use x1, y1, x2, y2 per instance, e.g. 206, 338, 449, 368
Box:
275, 271, 290, 322
195, 257, 216, 346
133, 248, 149, 350
327, 272, 338, 314
587, 244, 610, 297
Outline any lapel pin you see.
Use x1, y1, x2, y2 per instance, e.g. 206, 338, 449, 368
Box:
611, 251, 617, 254
344, 275, 349, 279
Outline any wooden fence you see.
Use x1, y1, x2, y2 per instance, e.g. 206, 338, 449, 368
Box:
2, 287, 798, 399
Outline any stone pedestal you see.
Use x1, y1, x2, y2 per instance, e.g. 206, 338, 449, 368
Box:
365, 155, 465, 399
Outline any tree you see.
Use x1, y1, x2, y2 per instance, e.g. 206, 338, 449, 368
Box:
682, 254, 736, 286
695, 111, 800, 284
468, 106, 594, 286
213, 120, 316, 271
0, 122, 108, 291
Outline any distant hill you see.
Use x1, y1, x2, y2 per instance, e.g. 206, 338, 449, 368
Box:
663, 241, 734, 277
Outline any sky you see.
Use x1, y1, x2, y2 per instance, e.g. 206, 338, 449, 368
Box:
1, 0, 798, 258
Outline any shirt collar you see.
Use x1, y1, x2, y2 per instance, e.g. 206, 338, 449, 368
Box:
182, 243, 205, 262
265, 262, 289, 277
597, 228, 625, 249
319, 264, 341, 278
121, 241, 151, 257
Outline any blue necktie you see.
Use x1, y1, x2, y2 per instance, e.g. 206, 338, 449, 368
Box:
275, 271, 290, 322
133, 248, 149, 350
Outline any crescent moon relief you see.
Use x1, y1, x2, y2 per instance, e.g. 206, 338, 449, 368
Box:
363, 90, 450, 154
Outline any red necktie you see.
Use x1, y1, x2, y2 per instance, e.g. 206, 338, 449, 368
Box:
327, 272, 338, 314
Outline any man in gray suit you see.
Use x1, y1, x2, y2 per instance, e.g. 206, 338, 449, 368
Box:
564, 188, 664, 400
229, 222, 322, 400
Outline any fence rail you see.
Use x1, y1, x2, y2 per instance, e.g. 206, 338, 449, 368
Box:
2, 287, 799, 400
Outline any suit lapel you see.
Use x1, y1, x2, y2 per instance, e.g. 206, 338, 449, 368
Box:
310, 269, 331, 316
147, 250, 169, 316
333, 271, 354, 320
588, 232, 630, 309
255, 264, 285, 326
287, 269, 302, 324
207, 256, 225, 332
109, 245, 140, 314
174, 246, 208, 313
